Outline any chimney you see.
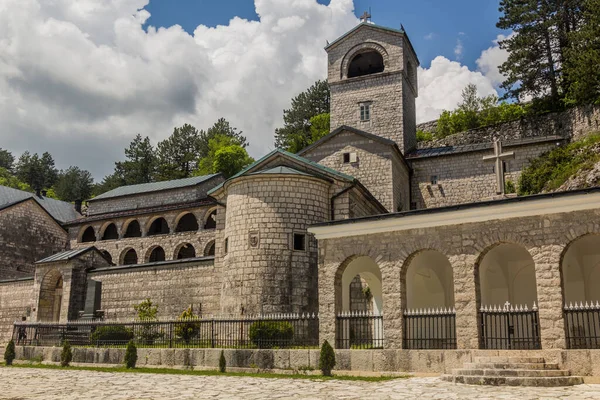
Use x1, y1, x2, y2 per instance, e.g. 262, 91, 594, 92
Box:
74, 200, 82, 214
35, 187, 42, 198
41, 189, 47, 197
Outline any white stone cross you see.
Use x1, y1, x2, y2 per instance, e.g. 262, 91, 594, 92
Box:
483, 139, 515, 195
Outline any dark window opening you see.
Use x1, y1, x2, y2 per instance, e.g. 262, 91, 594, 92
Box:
348, 50, 384, 78
148, 246, 166, 263
177, 243, 196, 259
293, 233, 306, 251
343, 153, 350, 163
205, 241, 216, 256
224, 238, 229, 254
204, 210, 217, 230
123, 249, 138, 265
148, 217, 169, 236
101, 223, 118, 240
81, 226, 96, 243
124, 220, 142, 238
430, 175, 438, 185
176, 213, 199, 232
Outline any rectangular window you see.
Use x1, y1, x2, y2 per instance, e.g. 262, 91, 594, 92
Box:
360, 104, 371, 121
430, 175, 438, 185
293, 233, 306, 251
343, 152, 350, 163
224, 238, 229, 254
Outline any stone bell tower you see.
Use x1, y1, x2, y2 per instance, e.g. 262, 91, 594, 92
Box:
325, 18, 419, 154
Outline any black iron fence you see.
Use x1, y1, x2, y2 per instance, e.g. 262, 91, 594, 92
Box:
564, 301, 600, 349
479, 303, 541, 350
12, 314, 319, 349
335, 311, 383, 349
403, 308, 456, 349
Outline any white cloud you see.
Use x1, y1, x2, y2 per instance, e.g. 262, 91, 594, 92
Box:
454, 32, 466, 60
476, 33, 513, 87
424, 32, 435, 40
0, 0, 357, 179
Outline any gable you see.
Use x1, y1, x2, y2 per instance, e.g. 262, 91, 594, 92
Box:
0, 197, 66, 233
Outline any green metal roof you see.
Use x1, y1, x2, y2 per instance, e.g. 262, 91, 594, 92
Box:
249, 166, 314, 177
90, 173, 221, 202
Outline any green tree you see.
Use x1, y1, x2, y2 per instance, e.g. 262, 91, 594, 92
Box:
200, 118, 248, 159
196, 135, 254, 178
309, 113, 331, 143
15, 151, 58, 191
61, 340, 72, 367
134, 298, 158, 321
319, 340, 336, 376
124, 340, 138, 369
174, 306, 201, 345
0, 148, 15, 172
4, 339, 15, 366
0, 168, 31, 191
156, 124, 203, 180
115, 134, 156, 185
564, 0, 600, 105
53, 166, 94, 202
219, 350, 226, 373
275, 80, 330, 152
458, 83, 482, 130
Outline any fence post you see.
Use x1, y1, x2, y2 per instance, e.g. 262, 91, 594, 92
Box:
169, 322, 173, 348
211, 319, 215, 348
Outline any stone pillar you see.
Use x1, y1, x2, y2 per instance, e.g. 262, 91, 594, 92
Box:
380, 259, 402, 349
318, 247, 337, 347
533, 245, 566, 349
452, 254, 479, 349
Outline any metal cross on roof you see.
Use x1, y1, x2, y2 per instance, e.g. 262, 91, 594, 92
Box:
483, 138, 515, 195
360, 11, 371, 23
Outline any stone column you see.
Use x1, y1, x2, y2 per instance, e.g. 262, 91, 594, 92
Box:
452, 254, 479, 349
318, 253, 337, 347
380, 259, 402, 349
533, 245, 566, 349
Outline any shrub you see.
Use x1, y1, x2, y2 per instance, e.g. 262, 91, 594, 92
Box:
134, 298, 163, 345
505, 180, 516, 194
416, 129, 433, 142
61, 340, 72, 367
4, 339, 15, 366
124, 340, 137, 369
248, 321, 294, 348
174, 307, 201, 345
91, 325, 134, 345
219, 350, 226, 373
319, 340, 336, 376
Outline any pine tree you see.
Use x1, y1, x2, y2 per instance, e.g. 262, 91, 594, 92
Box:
60, 340, 72, 367
15, 151, 58, 191
53, 166, 94, 202
156, 124, 203, 180
124, 340, 137, 369
114, 134, 156, 185
4, 339, 15, 366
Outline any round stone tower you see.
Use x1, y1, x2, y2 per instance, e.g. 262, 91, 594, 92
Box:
218, 168, 330, 315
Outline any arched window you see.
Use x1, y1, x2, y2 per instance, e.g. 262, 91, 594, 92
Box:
348, 50, 384, 78
148, 246, 166, 263
38, 269, 63, 322
204, 210, 217, 230
81, 226, 96, 243
176, 213, 199, 233
100, 250, 113, 264
101, 223, 119, 240
123, 220, 142, 238
204, 240, 216, 257
176, 243, 196, 259
148, 217, 169, 236
122, 249, 138, 265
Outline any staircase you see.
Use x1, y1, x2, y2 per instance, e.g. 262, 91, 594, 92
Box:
441, 357, 584, 386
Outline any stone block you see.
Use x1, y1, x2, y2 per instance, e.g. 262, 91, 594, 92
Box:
143, 349, 161, 366
273, 350, 290, 369
204, 349, 221, 368
289, 350, 310, 370
32, 347, 45, 361
372, 349, 397, 372
108, 348, 124, 364
334, 350, 351, 370
85, 348, 96, 363
442, 350, 472, 374
590, 350, 600, 377
251, 350, 275, 369
161, 349, 175, 366
350, 350, 373, 371
190, 349, 205, 367
407, 350, 444, 373
228, 349, 253, 368
561, 350, 592, 376
174, 349, 190, 367
94, 348, 109, 364
308, 349, 320, 369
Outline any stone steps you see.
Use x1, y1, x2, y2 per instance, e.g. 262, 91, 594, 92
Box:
442, 356, 583, 387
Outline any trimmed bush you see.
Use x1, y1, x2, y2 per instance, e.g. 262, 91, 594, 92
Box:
319, 340, 336, 376
124, 340, 137, 369
61, 340, 72, 367
91, 325, 134, 345
174, 307, 201, 344
4, 339, 15, 366
219, 350, 226, 373
248, 321, 294, 348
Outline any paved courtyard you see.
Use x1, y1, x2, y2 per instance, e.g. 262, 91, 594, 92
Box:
1, 368, 600, 399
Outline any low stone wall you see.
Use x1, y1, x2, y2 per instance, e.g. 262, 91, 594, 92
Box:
13, 346, 600, 376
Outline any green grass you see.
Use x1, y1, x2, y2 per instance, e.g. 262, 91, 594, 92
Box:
0, 362, 406, 382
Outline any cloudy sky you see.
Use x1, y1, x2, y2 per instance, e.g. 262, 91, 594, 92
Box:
0, 0, 511, 180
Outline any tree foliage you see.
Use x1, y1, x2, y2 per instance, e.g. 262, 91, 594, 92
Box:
61, 340, 72, 367
4, 339, 15, 366
195, 135, 254, 178
174, 306, 201, 345
156, 124, 203, 181
201, 118, 248, 159
124, 340, 138, 369
54, 166, 94, 202
0, 168, 31, 191
134, 298, 159, 321
319, 340, 336, 376
275, 80, 330, 152
0, 148, 15, 172
15, 151, 58, 191
116, 134, 157, 185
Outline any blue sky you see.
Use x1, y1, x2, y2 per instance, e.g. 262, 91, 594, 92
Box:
145, 0, 509, 72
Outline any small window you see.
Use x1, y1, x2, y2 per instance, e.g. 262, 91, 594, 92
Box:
430, 175, 438, 185
360, 104, 371, 121
224, 238, 229, 254
343, 152, 357, 164
293, 233, 306, 251
343, 153, 350, 163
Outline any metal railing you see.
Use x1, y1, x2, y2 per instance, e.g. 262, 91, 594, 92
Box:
403, 308, 456, 349
12, 313, 319, 349
335, 311, 384, 349
479, 302, 541, 350
564, 301, 600, 349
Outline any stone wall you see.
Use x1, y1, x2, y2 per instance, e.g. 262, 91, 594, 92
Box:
415, 103, 600, 148
0, 200, 68, 279
409, 139, 559, 209
0, 279, 34, 342
88, 258, 219, 320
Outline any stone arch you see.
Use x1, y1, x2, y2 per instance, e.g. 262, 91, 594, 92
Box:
38, 269, 64, 322
403, 249, 455, 310
123, 219, 142, 238
120, 248, 138, 265
175, 243, 196, 259
100, 223, 119, 241
79, 226, 96, 243
147, 217, 170, 236
146, 245, 166, 263
341, 42, 389, 79
203, 209, 217, 230
204, 240, 216, 256
175, 212, 199, 233
560, 234, 600, 305
334, 255, 383, 314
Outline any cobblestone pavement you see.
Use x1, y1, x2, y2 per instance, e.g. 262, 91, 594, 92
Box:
2, 368, 600, 399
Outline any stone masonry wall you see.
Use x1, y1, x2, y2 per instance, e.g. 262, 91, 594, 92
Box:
220, 175, 330, 315
89, 259, 219, 320
0, 279, 34, 342
409, 139, 560, 209
318, 207, 600, 351
0, 200, 68, 279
